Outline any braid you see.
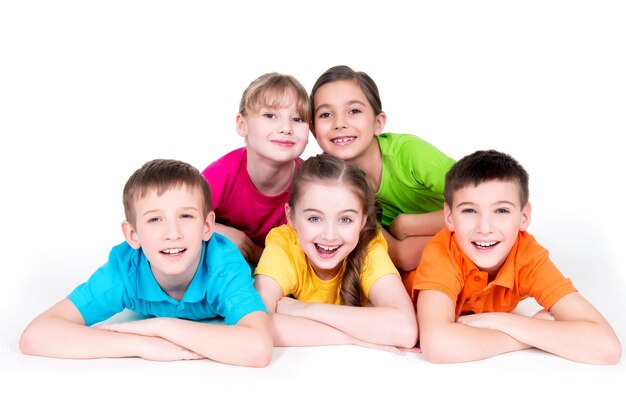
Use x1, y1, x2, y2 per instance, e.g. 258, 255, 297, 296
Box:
340, 215, 378, 306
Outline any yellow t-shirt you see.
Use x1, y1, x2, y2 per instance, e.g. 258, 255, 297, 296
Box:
254, 224, 399, 304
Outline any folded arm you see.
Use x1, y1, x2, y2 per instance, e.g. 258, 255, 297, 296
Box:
19, 298, 203, 361
265, 274, 417, 348
417, 290, 531, 363
456, 292, 621, 364
99, 311, 272, 367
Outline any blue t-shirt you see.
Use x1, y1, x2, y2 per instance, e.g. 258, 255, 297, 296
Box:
68, 233, 267, 326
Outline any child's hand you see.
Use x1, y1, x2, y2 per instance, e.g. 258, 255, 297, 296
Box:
532, 309, 555, 321
275, 297, 308, 317
137, 336, 205, 361
455, 312, 502, 330
353, 339, 420, 356
98, 318, 163, 337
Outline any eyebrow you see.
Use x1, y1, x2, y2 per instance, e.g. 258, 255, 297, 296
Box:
141, 206, 201, 217
302, 208, 359, 214
455, 200, 517, 209
314, 99, 367, 115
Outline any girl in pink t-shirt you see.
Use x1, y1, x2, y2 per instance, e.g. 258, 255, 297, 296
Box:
202, 73, 311, 265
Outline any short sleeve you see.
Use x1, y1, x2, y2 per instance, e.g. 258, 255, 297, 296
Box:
413, 238, 464, 303
254, 226, 302, 297
67, 248, 129, 326
360, 231, 400, 298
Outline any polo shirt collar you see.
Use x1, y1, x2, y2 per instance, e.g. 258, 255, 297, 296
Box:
135, 242, 209, 303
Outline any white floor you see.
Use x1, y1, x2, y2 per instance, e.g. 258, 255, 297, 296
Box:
2, 2, 625, 416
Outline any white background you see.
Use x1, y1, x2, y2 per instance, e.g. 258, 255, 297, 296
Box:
1, 1, 625, 416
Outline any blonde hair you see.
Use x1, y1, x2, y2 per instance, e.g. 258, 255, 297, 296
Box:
239, 72, 311, 123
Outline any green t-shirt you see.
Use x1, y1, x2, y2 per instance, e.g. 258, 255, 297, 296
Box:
376, 132, 456, 227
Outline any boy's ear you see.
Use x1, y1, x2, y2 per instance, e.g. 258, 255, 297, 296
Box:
235, 113, 248, 138
121, 220, 141, 249
203, 211, 216, 241
285, 203, 294, 227
374, 111, 387, 136
519, 202, 532, 231
443, 203, 455, 232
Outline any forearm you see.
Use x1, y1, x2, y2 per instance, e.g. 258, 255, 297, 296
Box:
291, 303, 416, 348
270, 313, 355, 347
20, 317, 159, 359
487, 313, 621, 364
390, 211, 444, 239
149, 315, 272, 367
382, 229, 431, 272
420, 322, 530, 363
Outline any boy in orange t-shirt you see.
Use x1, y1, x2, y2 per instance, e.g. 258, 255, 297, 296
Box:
410, 150, 621, 364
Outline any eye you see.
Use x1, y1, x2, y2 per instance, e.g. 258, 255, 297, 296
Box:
339, 216, 353, 224
180, 213, 194, 219
348, 108, 362, 115
317, 112, 331, 119
147, 217, 161, 223
495, 208, 510, 214
307, 216, 321, 223
262, 113, 277, 119
461, 208, 476, 214
293, 116, 304, 123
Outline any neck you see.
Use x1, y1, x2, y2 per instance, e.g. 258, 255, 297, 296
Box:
350, 138, 382, 192
246, 152, 296, 196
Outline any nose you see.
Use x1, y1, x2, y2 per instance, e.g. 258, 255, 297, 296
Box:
321, 222, 338, 241
278, 119, 293, 135
477, 213, 493, 234
333, 114, 347, 130
164, 220, 183, 240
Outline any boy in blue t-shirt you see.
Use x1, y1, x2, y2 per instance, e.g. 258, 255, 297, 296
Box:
20, 159, 272, 367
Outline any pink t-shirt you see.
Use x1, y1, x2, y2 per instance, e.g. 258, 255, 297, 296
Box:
202, 147, 300, 247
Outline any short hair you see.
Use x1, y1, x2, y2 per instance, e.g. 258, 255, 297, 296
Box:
310, 65, 383, 121
444, 150, 529, 207
123, 159, 212, 227
239, 72, 311, 123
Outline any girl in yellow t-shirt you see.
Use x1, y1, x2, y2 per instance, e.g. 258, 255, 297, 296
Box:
254, 153, 417, 351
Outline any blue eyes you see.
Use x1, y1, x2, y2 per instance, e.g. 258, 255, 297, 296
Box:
262, 113, 305, 123
306, 216, 353, 224
460, 208, 510, 214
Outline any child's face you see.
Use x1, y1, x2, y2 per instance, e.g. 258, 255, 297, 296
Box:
237, 91, 309, 163
444, 180, 531, 278
311, 80, 386, 162
287, 182, 367, 280
122, 185, 214, 286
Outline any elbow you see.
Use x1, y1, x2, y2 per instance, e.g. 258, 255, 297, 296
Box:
240, 333, 273, 368
593, 337, 622, 365
419, 334, 457, 364
19, 325, 39, 356
394, 316, 418, 349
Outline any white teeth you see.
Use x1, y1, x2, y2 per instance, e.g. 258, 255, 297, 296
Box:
332, 137, 354, 144
162, 248, 184, 254
474, 241, 497, 248
317, 244, 339, 251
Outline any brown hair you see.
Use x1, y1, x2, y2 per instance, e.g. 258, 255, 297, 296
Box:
289, 153, 378, 306
123, 159, 212, 227
444, 150, 530, 208
310, 65, 383, 122
239, 72, 311, 123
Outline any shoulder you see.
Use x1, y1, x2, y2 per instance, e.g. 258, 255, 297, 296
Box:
514, 231, 550, 265
202, 147, 246, 177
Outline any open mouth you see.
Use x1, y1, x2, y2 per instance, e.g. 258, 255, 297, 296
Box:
315, 243, 341, 258
331, 136, 356, 145
161, 248, 186, 255
472, 241, 499, 250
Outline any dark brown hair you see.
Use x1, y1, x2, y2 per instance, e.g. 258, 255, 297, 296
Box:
444, 150, 530, 207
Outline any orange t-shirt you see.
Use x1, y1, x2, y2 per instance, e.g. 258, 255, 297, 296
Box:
406, 229, 577, 316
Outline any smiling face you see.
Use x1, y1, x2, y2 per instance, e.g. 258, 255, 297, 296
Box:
444, 180, 531, 279
122, 185, 214, 288
287, 181, 367, 280
311, 80, 386, 163
237, 90, 310, 164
